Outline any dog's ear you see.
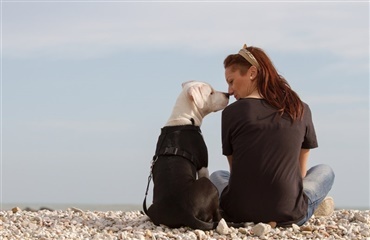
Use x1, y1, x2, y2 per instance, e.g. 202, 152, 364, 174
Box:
182, 81, 194, 88
188, 85, 211, 109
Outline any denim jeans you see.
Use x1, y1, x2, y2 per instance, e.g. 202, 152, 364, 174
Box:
210, 164, 335, 226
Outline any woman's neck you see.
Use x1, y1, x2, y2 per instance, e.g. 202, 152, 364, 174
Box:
243, 90, 263, 99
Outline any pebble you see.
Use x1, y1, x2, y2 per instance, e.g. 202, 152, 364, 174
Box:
216, 218, 229, 235
0, 208, 369, 239
11, 207, 21, 214
252, 222, 271, 236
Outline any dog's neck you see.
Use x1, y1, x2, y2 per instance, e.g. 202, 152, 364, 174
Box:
165, 115, 201, 127
165, 92, 204, 127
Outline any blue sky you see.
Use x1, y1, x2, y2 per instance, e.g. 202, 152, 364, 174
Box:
1, 1, 369, 209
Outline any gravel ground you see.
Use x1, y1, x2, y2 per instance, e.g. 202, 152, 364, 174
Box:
0, 207, 369, 240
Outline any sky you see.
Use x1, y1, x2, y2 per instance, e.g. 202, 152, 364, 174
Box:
1, 1, 369, 210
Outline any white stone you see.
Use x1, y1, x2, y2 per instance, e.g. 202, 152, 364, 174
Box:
355, 212, 368, 223
362, 230, 370, 237
238, 228, 248, 234
21, 219, 30, 227
216, 218, 230, 235
292, 224, 300, 232
194, 229, 206, 240
28, 222, 38, 230
70, 207, 84, 213
185, 231, 197, 240
251, 222, 271, 237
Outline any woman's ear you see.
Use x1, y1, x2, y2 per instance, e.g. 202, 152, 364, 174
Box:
249, 66, 258, 80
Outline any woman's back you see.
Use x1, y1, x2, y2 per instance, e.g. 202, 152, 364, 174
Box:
220, 99, 317, 226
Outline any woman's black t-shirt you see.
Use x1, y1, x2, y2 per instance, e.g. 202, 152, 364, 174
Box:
220, 98, 318, 226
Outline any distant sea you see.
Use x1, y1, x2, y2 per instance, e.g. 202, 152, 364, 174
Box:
0, 203, 142, 212
1, 203, 368, 212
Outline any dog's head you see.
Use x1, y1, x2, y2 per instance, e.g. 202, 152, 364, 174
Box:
182, 81, 229, 115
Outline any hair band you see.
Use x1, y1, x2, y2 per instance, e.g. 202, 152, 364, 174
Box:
238, 44, 260, 69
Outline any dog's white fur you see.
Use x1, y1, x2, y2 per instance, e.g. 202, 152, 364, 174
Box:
165, 81, 229, 178
166, 81, 229, 127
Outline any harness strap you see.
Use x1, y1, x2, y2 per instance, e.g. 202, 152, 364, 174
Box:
159, 147, 196, 165
143, 155, 158, 215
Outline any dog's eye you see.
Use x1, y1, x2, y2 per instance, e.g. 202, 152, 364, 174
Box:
210, 91, 214, 95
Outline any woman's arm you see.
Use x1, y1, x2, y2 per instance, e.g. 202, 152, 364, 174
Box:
227, 155, 233, 172
299, 148, 310, 178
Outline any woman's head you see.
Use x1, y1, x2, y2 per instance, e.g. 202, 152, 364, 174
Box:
224, 45, 304, 121
224, 54, 259, 100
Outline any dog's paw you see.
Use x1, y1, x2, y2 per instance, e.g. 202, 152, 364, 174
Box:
197, 167, 209, 178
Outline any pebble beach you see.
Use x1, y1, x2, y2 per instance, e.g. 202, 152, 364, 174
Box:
1, 207, 369, 240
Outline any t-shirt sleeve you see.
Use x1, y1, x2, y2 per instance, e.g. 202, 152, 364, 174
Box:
302, 104, 319, 149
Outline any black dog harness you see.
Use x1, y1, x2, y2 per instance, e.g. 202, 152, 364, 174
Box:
143, 119, 203, 215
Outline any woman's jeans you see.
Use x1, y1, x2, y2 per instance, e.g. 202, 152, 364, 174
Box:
210, 164, 335, 226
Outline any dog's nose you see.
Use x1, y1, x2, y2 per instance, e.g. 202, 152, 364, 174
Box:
223, 92, 230, 99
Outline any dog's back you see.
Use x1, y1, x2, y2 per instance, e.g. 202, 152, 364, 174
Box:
147, 125, 221, 230
144, 81, 229, 230
148, 182, 220, 230
148, 159, 221, 230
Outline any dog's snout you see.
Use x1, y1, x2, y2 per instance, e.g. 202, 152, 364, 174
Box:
223, 92, 230, 99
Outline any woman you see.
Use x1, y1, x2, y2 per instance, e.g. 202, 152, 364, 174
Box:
210, 44, 335, 227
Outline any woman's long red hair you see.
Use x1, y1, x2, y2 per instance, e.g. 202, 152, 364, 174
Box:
224, 46, 304, 122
